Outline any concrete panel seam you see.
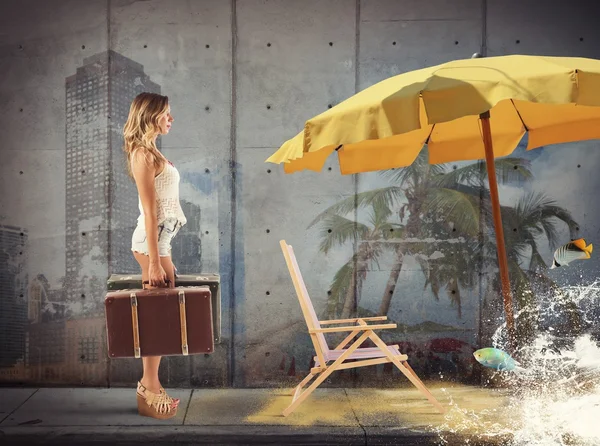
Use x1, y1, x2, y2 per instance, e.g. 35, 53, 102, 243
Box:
182, 388, 195, 425
344, 387, 367, 444
228, 0, 238, 388
0, 388, 39, 425
481, 0, 488, 56
106, 0, 113, 388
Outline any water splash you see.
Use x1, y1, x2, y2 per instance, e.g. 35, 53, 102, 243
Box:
436, 281, 600, 446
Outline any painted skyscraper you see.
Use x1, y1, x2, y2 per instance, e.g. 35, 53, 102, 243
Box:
0, 225, 28, 367
64, 51, 161, 309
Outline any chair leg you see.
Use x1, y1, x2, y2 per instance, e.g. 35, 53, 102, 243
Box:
293, 372, 316, 399
401, 360, 442, 407
282, 332, 370, 417
368, 333, 446, 414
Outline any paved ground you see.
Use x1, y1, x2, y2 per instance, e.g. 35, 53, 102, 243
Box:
0, 383, 515, 445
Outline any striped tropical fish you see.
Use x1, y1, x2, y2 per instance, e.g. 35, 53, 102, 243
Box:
550, 238, 593, 269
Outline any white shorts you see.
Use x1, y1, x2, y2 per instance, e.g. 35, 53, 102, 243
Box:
131, 218, 183, 257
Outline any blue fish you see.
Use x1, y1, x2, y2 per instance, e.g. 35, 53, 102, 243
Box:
473, 347, 526, 373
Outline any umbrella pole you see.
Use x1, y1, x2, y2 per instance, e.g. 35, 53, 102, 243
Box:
480, 111, 516, 351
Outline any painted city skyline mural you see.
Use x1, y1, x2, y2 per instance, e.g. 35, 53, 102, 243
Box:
0, 50, 222, 386
1, 0, 600, 389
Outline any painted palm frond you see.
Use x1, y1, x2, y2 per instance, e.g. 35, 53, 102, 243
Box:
432, 158, 533, 188
318, 214, 370, 254
379, 148, 446, 188
325, 255, 355, 319
422, 187, 481, 237
308, 187, 405, 228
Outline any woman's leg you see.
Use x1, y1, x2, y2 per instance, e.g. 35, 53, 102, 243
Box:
133, 252, 178, 403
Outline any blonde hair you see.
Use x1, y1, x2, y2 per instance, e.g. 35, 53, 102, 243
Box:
123, 92, 169, 177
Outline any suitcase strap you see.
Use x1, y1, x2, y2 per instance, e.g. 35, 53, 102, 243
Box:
130, 293, 141, 358
178, 290, 189, 355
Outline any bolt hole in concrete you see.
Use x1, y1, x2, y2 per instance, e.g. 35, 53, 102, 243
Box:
205, 231, 209, 235
206, 44, 210, 48
328, 229, 332, 233
82, 45, 85, 49
266, 291, 270, 296
205, 106, 210, 111
267, 169, 271, 173
328, 167, 332, 171
267, 42, 271, 47
19, 171, 23, 174
329, 42, 333, 46
266, 229, 270, 233
205, 168, 210, 173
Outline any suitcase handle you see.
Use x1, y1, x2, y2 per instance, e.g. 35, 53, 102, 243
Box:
142, 279, 171, 289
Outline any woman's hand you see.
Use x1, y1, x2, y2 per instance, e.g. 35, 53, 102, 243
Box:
148, 262, 168, 287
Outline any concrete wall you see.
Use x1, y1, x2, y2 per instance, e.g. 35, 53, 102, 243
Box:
1, 0, 599, 388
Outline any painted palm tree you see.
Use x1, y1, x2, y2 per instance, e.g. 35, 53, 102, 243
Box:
483, 191, 581, 343
311, 190, 404, 319
312, 149, 534, 318
406, 214, 483, 319
417, 168, 580, 341
311, 146, 579, 340
394, 159, 533, 321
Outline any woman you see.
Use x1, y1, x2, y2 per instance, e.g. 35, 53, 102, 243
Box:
123, 92, 187, 419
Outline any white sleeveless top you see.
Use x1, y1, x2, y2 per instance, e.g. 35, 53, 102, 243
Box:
137, 160, 187, 227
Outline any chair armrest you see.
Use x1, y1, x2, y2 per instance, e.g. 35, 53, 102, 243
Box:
309, 323, 397, 333
320, 316, 388, 325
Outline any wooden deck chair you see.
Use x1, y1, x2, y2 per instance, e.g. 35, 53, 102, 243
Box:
279, 240, 446, 417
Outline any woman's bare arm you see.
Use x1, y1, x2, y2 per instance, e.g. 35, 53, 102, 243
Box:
131, 150, 166, 285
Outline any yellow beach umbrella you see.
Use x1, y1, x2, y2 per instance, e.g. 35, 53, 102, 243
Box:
266, 54, 600, 347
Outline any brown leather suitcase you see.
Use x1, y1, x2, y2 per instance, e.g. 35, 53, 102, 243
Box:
104, 284, 214, 358
106, 273, 221, 344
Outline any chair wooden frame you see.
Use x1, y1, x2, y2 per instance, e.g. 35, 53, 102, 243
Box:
279, 240, 446, 417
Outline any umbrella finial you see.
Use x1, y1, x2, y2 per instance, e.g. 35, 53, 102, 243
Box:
471, 52, 482, 59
